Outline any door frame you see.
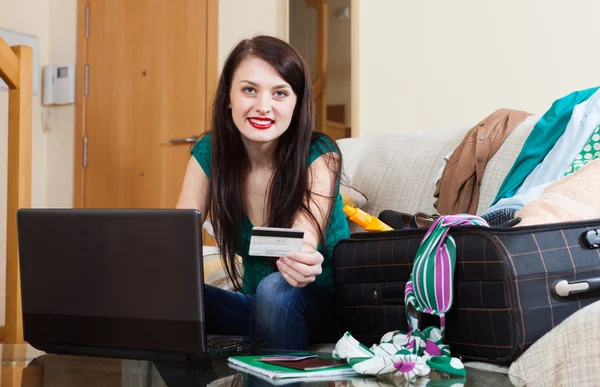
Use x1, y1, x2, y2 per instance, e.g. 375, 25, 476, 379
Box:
72, 0, 219, 208
284, 0, 359, 137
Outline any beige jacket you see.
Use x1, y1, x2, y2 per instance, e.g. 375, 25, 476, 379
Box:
434, 108, 532, 215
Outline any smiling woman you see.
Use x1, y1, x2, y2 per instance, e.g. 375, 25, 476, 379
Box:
175, 35, 350, 350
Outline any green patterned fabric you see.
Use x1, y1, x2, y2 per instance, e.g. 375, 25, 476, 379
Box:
405, 215, 489, 336
564, 125, 600, 176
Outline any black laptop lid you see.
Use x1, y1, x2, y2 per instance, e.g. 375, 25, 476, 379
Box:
17, 208, 206, 357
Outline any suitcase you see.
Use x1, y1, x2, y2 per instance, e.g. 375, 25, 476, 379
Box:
333, 218, 600, 364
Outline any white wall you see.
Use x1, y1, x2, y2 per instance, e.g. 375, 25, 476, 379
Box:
356, 0, 600, 136
218, 0, 287, 71
46, 0, 77, 208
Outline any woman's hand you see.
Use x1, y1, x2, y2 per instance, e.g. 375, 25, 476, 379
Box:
276, 245, 323, 288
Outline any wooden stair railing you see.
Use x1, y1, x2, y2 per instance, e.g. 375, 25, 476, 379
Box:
0, 37, 33, 344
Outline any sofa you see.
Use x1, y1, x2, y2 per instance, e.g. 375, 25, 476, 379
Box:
335, 115, 600, 386
201, 113, 600, 385
336, 115, 540, 226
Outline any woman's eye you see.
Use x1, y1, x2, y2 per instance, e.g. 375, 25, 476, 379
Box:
274, 90, 288, 98
243, 87, 256, 95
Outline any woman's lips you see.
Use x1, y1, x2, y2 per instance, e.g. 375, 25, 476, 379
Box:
248, 117, 274, 130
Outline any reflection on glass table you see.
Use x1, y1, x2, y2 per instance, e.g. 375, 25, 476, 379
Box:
1, 345, 524, 387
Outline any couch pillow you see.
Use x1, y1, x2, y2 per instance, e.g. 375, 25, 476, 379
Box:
203, 246, 242, 291
514, 157, 600, 226
337, 126, 470, 222
477, 114, 539, 214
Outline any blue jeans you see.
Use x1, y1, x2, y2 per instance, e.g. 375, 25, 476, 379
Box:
203, 272, 339, 350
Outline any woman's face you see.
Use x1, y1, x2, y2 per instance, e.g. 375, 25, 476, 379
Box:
229, 56, 298, 146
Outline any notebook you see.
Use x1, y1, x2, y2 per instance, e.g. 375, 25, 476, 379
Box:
228, 354, 357, 379
17, 208, 266, 362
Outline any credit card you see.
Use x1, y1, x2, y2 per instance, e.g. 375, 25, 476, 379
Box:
248, 227, 304, 258
256, 354, 317, 362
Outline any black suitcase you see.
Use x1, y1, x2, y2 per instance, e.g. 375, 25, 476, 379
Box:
333, 219, 600, 364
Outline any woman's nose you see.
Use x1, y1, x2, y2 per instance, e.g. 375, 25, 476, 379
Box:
255, 94, 272, 115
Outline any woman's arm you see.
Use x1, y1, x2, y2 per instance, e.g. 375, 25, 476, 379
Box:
276, 153, 340, 287
176, 157, 210, 222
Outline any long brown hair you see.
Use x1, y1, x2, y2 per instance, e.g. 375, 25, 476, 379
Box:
208, 35, 342, 290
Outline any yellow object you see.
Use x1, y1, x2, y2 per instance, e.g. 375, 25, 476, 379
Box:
343, 205, 393, 232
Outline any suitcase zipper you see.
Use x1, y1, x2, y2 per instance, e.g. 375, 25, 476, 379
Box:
346, 217, 600, 240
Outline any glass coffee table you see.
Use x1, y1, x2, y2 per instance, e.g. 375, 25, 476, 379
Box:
0, 344, 524, 386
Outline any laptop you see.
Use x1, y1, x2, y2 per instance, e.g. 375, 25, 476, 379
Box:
16, 208, 266, 362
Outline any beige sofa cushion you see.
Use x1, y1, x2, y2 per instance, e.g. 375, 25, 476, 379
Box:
508, 300, 600, 386
476, 114, 540, 214
338, 125, 469, 222
338, 115, 539, 225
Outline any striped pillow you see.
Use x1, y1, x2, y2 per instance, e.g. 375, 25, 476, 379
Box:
203, 246, 243, 291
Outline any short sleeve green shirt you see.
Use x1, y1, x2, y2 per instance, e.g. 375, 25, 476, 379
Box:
191, 133, 350, 295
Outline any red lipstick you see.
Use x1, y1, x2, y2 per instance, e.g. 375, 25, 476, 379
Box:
248, 116, 274, 130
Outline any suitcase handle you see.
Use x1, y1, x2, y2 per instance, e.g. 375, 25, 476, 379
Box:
554, 278, 600, 297
581, 229, 600, 249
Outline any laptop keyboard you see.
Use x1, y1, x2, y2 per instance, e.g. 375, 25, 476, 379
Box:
207, 338, 248, 350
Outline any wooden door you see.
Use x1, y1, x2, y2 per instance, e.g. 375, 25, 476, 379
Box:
291, 0, 332, 136
74, 0, 217, 211
305, 0, 328, 135
290, 0, 353, 140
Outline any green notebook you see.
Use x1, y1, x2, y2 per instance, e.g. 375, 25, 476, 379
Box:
228, 354, 357, 379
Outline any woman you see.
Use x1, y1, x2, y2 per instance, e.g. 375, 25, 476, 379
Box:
176, 35, 350, 350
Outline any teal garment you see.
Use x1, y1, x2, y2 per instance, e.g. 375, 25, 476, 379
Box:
491, 86, 600, 206
191, 133, 350, 295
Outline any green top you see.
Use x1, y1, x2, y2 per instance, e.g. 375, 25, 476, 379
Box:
564, 125, 600, 176
191, 133, 350, 295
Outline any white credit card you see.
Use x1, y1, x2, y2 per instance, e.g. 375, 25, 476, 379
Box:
248, 227, 305, 258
